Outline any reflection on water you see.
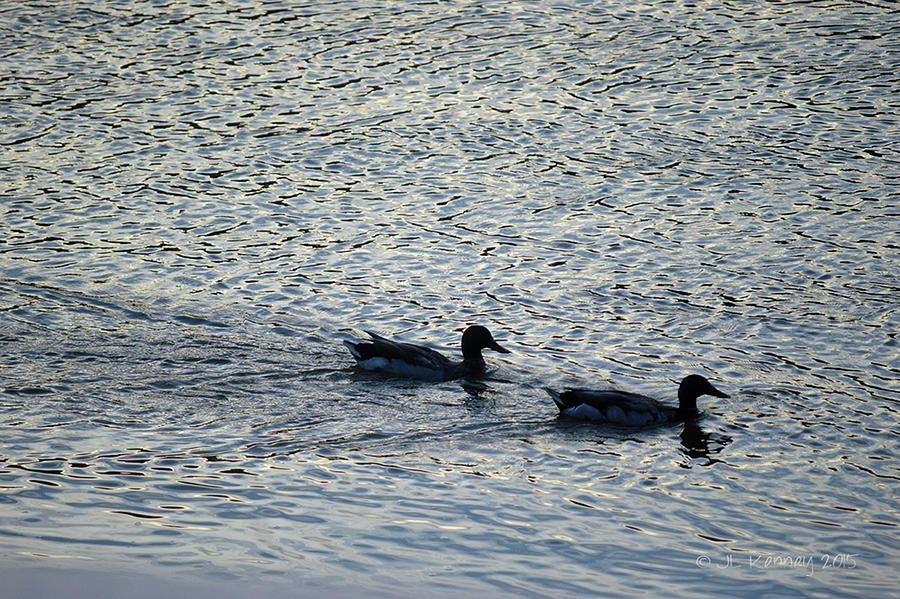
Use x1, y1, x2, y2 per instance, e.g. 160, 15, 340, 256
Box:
2, 0, 899, 597
679, 419, 732, 464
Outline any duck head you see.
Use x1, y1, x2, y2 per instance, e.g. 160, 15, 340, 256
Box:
461, 325, 510, 361
677, 374, 729, 413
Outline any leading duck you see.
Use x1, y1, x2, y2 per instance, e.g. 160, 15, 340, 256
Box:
546, 374, 729, 426
344, 325, 510, 381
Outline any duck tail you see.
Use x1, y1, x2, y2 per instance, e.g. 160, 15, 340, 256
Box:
343, 340, 363, 361
545, 388, 567, 412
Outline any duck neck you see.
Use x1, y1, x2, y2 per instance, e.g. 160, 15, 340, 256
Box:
677, 390, 699, 415
461, 347, 487, 371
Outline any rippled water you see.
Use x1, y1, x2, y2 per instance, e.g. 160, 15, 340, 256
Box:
2, 1, 898, 597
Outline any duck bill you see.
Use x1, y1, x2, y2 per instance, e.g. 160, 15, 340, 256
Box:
488, 340, 511, 354
708, 383, 730, 398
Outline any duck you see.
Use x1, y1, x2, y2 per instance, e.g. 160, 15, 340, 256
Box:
545, 374, 729, 426
343, 325, 510, 381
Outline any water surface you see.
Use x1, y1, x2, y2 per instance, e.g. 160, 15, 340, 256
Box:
2, 1, 898, 597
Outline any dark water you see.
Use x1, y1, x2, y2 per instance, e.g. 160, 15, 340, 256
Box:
2, 1, 898, 597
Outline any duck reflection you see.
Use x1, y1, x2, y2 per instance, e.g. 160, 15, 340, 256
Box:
460, 379, 491, 402
680, 418, 732, 462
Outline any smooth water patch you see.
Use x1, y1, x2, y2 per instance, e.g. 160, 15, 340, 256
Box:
2, 284, 896, 597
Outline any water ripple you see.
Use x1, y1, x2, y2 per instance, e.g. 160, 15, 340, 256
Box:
2, 0, 899, 597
